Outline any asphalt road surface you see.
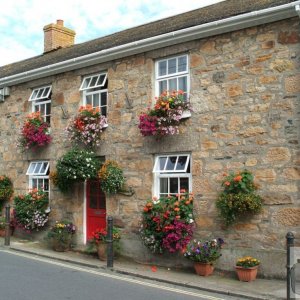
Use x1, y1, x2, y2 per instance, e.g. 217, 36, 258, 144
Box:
0, 249, 240, 300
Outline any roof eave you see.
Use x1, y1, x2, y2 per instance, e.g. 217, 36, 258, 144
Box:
0, 1, 299, 88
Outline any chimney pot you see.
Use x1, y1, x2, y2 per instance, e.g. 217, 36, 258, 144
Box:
57, 19, 64, 26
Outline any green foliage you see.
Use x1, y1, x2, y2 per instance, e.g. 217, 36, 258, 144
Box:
140, 192, 194, 254
98, 160, 125, 194
54, 148, 100, 192
47, 220, 76, 246
0, 175, 14, 207
14, 189, 49, 232
216, 170, 262, 226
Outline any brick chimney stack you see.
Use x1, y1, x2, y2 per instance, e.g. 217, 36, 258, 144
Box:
43, 20, 75, 53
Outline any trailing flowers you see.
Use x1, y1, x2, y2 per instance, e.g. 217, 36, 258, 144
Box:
18, 112, 51, 151
138, 90, 191, 138
14, 188, 50, 232
65, 105, 107, 148
140, 190, 194, 254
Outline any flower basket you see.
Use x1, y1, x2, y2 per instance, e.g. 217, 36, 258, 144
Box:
18, 112, 51, 151
235, 266, 258, 282
138, 90, 191, 138
194, 262, 214, 276
65, 105, 107, 148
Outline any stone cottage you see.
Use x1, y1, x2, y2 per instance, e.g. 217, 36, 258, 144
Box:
0, 0, 299, 278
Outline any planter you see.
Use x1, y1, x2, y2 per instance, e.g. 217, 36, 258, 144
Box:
235, 266, 258, 282
194, 262, 214, 276
51, 238, 72, 252
97, 242, 107, 261
0, 227, 13, 237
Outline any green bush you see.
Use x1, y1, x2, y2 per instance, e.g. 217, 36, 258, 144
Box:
0, 175, 13, 209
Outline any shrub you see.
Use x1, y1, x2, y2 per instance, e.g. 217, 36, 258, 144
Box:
14, 189, 50, 232
0, 175, 13, 209
140, 191, 194, 254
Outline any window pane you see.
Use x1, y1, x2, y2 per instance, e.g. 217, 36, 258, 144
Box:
159, 80, 167, 95
37, 89, 43, 98
28, 163, 36, 174
99, 190, 106, 209
44, 179, 49, 191
178, 56, 187, 72
90, 76, 98, 88
86, 95, 92, 105
166, 156, 177, 171
101, 106, 107, 116
46, 103, 51, 115
42, 87, 50, 97
31, 90, 38, 100
40, 104, 45, 116
158, 61, 167, 76
160, 178, 168, 194
176, 156, 188, 171
97, 74, 106, 86
168, 58, 177, 74
169, 177, 178, 194
93, 93, 100, 108
168, 78, 177, 91
40, 162, 47, 174
180, 178, 189, 192
178, 76, 187, 94
101, 92, 107, 106
38, 179, 43, 190
34, 162, 43, 174
32, 178, 37, 189
158, 157, 167, 171
84, 78, 91, 89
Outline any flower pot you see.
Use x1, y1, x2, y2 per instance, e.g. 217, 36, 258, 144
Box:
194, 262, 214, 276
235, 266, 258, 282
97, 242, 107, 261
181, 110, 191, 119
51, 238, 71, 252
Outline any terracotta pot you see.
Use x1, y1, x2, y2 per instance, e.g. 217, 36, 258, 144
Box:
0, 228, 13, 237
51, 238, 71, 252
236, 266, 258, 282
97, 242, 107, 261
194, 262, 214, 276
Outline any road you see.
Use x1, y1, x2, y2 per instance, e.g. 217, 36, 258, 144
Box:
0, 249, 240, 300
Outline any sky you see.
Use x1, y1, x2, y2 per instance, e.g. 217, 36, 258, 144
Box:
0, 0, 223, 67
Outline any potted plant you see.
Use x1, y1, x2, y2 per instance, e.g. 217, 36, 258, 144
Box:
216, 170, 262, 226
13, 188, 50, 232
140, 190, 194, 254
0, 175, 14, 210
98, 160, 125, 194
65, 105, 107, 148
138, 90, 191, 138
89, 227, 121, 261
53, 148, 100, 193
18, 111, 51, 151
183, 238, 225, 276
47, 220, 76, 252
235, 256, 260, 281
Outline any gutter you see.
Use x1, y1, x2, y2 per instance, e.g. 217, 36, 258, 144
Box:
0, 1, 300, 88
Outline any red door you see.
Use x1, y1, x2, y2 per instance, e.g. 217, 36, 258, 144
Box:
86, 180, 106, 240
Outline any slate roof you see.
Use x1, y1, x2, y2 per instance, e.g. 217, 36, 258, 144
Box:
0, 0, 296, 78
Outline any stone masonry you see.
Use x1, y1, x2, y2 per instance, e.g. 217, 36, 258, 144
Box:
0, 17, 299, 278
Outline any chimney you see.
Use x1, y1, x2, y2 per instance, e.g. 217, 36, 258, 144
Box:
43, 20, 75, 53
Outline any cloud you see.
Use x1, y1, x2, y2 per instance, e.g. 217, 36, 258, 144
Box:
0, 0, 223, 66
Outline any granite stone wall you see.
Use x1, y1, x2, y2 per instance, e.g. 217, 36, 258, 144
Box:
0, 17, 299, 278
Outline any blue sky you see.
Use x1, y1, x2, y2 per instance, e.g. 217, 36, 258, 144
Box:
0, 0, 223, 67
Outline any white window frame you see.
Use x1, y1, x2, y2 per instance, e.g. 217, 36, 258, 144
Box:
29, 85, 52, 123
155, 54, 189, 99
26, 161, 50, 197
153, 154, 192, 198
80, 73, 108, 117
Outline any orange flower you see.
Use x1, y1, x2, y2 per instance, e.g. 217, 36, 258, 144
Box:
143, 207, 149, 212
174, 201, 179, 206
185, 200, 190, 205
234, 175, 242, 182
175, 215, 180, 219
174, 207, 180, 212
224, 181, 231, 186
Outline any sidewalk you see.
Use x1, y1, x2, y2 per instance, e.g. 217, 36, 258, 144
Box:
1, 237, 286, 300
